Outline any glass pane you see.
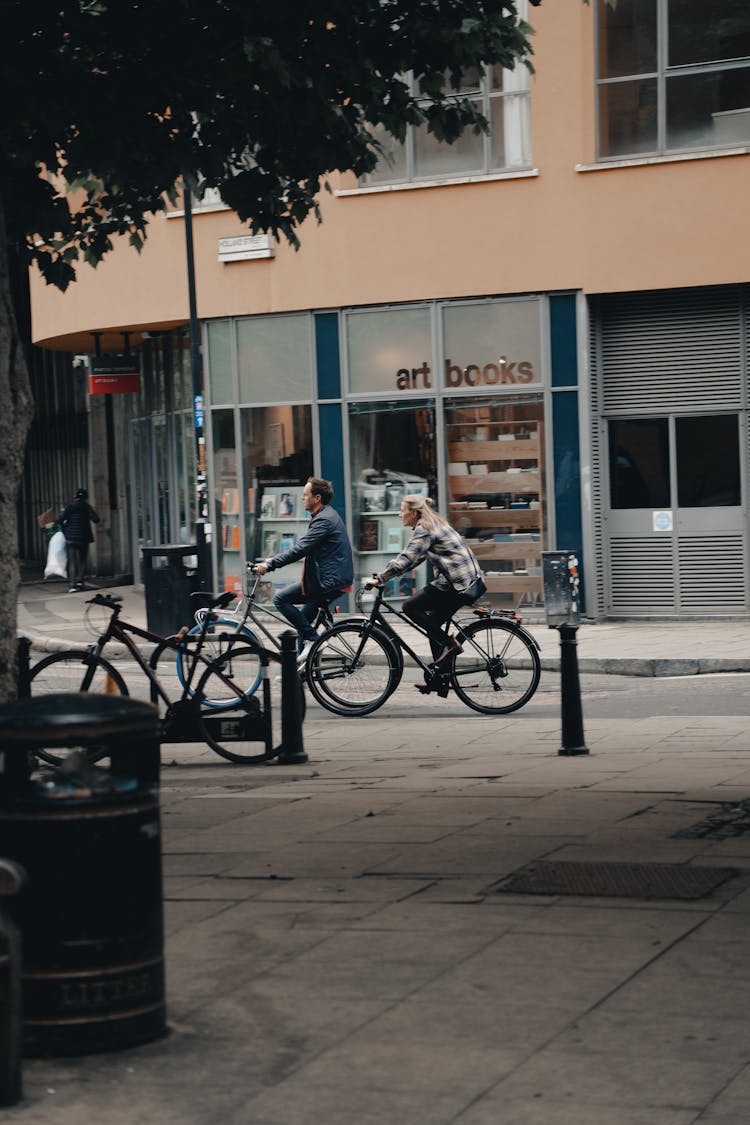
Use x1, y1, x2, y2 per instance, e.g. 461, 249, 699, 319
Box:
445, 398, 545, 612
241, 406, 314, 600
237, 314, 312, 403
491, 94, 531, 168
667, 67, 750, 149
608, 418, 670, 509
442, 299, 543, 390
349, 401, 436, 598
414, 112, 485, 178
360, 122, 409, 186
676, 415, 740, 506
206, 320, 233, 405
669, 0, 750, 67
598, 78, 658, 157
211, 410, 238, 592
346, 306, 433, 394
598, 0, 657, 79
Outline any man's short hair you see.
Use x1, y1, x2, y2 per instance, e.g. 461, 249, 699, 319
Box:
308, 476, 333, 505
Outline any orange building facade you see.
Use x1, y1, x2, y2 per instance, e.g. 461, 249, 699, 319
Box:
29, 0, 750, 617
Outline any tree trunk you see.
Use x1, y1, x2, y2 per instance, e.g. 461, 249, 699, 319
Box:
0, 201, 35, 702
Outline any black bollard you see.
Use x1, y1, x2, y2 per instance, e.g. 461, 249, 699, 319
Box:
558, 623, 589, 756
277, 632, 308, 765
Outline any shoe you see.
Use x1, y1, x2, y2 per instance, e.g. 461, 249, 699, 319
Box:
434, 638, 463, 665
68, 586, 79, 593
296, 639, 316, 668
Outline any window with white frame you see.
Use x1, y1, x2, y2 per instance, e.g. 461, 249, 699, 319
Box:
360, 60, 532, 187
596, 0, 750, 159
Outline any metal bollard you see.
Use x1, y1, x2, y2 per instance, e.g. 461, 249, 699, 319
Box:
558, 623, 589, 756
277, 632, 308, 765
0, 858, 26, 1107
557, 625, 584, 756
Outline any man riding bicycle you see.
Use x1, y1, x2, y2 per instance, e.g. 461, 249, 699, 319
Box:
254, 477, 353, 665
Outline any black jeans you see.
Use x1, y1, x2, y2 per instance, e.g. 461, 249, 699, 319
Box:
66, 540, 88, 587
402, 584, 465, 660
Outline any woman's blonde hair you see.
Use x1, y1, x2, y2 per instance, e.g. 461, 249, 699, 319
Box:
402, 494, 448, 532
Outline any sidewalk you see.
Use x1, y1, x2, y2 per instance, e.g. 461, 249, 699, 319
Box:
5, 578, 750, 1122
16, 576, 750, 676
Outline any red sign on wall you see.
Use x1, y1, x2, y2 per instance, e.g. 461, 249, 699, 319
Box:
88, 355, 141, 395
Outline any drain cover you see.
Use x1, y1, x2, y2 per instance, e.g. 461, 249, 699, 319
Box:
491, 860, 737, 900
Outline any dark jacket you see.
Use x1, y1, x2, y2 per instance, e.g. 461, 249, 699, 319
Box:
58, 498, 100, 544
268, 504, 353, 596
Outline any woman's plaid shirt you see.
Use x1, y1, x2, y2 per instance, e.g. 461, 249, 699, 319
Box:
379, 522, 482, 594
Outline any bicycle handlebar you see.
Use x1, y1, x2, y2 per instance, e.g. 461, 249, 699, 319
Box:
87, 593, 123, 610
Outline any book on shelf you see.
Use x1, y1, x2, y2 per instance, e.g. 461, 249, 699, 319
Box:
359, 518, 379, 552
262, 529, 280, 556
280, 532, 295, 551
230, 525, 241, 550
247, 487, 254, 512
278, 491, 296, 518
260, 493, 277, 519
448, 462, 468, 475
468, 464, 488, 476
223, 574, 241, 593
385, 525, 403, 552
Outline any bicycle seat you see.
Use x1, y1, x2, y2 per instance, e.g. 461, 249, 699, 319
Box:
212, 591, 237, 610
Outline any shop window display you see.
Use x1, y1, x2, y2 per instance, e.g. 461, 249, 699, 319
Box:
445, 398, 545, 611
349, 401, 436, 598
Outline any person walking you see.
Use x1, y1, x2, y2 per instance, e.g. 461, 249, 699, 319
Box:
255, 477, 353, 665
365, 494, 486, 664
58, 488, 100, 592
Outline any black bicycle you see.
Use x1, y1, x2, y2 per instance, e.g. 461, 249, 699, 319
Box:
304, 582, 541, 717
27, 591, 278, 764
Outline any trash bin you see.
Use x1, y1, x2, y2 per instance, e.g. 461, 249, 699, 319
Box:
0, 693, 165, 1057
542, 550, 581, 628
142, 543, 199, 635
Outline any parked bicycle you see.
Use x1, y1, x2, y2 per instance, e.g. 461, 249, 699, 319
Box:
174, 563, 338, 707
27, 591, 277, 764
303, 581, 541, 717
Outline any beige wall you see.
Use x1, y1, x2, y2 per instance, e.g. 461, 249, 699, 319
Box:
30, 0, 750, 351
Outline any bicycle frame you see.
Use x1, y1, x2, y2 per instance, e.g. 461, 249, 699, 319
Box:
194, 569, 335, 654
86, 596, 251, 711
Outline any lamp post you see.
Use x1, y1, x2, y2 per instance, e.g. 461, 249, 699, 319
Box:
183, 182, 211, 591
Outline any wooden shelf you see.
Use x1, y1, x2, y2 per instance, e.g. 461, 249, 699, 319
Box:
449, 438, 540, 460
473, 541, 541, 561
449, 471, 540, 494
485, 574, 543, 594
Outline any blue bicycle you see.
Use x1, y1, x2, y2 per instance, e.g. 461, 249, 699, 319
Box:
175, 564, 335, 708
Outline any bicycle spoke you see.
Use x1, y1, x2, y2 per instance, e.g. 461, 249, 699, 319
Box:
451, 619, 540, 715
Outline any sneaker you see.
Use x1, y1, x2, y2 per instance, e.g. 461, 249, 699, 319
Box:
296, 639, 316, 668
68, 586, 79, 593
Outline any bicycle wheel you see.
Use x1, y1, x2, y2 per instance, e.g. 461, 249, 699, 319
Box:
194, 646, 276, 764
175, 621, 262, 708
306, 622, 402, 716
450, 619, 540, 715
28, 651, 129, 764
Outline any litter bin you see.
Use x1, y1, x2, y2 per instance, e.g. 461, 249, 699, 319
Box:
542, 551, 581, 628
0, 693, 165, 1056
142, 543, 199, 636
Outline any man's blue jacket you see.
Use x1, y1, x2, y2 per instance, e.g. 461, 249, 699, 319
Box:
268, 504, 353, 596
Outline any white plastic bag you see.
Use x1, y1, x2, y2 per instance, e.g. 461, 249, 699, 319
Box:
44, 530, 68, 580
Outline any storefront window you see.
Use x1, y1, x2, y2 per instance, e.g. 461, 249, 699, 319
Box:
240, 405, 313, 601
237, 314, 313, 403
442, 299, 543, 392
349, 400, 437, 597
445, 397, 545, 611
212, 410, 238, 592
346, 307, 432, 395
206, 320, 234, 405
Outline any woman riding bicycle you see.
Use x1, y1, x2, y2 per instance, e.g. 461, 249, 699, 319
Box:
364, 494, 486, 665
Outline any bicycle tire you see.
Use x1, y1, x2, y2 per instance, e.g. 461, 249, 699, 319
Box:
194, 646, 278, 763
28, 651, 129, 765
174, 620, 263, 708
450, 618, 540, 715
306, 622, 402, 716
